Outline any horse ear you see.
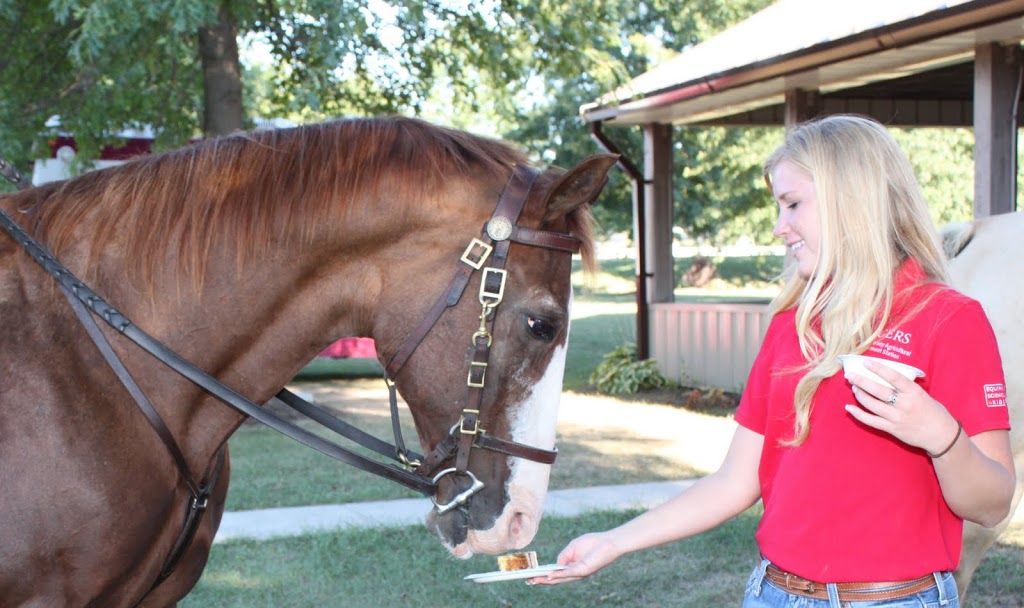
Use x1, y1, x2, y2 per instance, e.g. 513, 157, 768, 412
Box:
542, 154, 619, 220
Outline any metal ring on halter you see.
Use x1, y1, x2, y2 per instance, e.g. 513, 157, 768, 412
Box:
431, 468, 485, 514
885, 391, 899, 405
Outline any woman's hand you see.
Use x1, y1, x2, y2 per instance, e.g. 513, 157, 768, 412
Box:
844, 358, 1015, 526
528, 427, 765, 586
527, 531, 621, 586
843, 358, 959, 455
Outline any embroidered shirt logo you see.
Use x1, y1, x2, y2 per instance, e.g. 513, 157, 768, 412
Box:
984, 384, 1007, 408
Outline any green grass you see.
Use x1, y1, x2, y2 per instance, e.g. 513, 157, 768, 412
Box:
575, 255, 784, 295
183, 510, 1024, 608
225, 422, 423, 509
564, 294, 637, 388
183, 508, 763, 608
968, 523, 1024, 607
295, 357, 383, 380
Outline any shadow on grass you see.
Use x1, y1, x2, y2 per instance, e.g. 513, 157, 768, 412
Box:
550, 428, 705, 488
225, 403, 704, 510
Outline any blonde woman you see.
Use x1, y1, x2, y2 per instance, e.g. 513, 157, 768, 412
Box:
531, 115, 1015, 607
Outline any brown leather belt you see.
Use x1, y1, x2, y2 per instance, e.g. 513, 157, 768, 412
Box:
764, 565, 937, 602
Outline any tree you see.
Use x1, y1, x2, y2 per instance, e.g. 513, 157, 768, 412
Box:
0, 1, 214, 165
0, 0, 643, 165
674, 126, 780, 246
0, 1, 532, 166
0, 1, 777, 164
0, 0, 977, 240
505, 0, 777, 239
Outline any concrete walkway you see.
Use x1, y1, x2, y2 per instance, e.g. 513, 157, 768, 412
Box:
215, 477, 1023, 543
216, 381, 1022, 544
215, 480, 697, 543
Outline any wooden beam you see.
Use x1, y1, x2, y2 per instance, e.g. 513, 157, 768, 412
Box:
973, 43, 1020, 217
643, 124, 675, 303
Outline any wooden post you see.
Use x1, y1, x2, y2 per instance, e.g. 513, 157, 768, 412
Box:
784, 89, 822, 126
974, 43, 1020, 217
643, 123, 675, 304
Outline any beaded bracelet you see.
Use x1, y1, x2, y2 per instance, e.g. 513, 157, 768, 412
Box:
928, 420, 963, 459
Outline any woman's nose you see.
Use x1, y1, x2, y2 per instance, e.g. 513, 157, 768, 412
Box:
773, 215, 788, 239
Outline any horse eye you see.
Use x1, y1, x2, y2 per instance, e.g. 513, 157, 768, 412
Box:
526, 315, 556, 341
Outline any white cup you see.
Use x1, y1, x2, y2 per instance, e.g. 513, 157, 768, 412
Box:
837, 354, 925, 389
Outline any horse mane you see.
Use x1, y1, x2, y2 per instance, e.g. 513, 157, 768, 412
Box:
25, 116, 593, 290
939, 220, 976, 260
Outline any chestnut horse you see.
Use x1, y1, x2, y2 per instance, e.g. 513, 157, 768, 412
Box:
0, 117, 616, 606
943, 211, 1023, 602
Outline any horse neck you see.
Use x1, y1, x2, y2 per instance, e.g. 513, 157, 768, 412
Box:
112, 174, 491, 463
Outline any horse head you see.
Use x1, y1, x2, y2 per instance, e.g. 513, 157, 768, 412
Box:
372, 153, 617, 557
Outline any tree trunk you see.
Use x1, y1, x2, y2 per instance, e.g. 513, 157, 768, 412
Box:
198, 9, 243, 137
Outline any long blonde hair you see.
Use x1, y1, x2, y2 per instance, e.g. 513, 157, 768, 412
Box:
763, 115, 950, 445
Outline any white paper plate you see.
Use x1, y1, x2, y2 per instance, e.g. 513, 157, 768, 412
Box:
464, 564, 566, 583
837, 354, 924, 389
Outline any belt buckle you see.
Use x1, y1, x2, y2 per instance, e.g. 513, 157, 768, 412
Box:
785, 573, 816, 594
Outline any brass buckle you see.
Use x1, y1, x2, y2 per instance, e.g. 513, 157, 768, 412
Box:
467, 361, 487, 387
459, 409, 481, 434
397, 450, 422, 470
460, 238, 493, 270
479, 267, 506, 304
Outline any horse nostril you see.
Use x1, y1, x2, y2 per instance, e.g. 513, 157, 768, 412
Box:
509, 512, 527, 544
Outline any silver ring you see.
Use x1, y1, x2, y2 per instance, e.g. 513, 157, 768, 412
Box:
885, 391, 899, 405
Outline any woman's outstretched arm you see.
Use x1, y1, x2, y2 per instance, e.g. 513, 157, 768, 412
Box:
530, 425, 764, 586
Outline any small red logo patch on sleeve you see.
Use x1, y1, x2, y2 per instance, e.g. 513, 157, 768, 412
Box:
984, 384, 1007, 408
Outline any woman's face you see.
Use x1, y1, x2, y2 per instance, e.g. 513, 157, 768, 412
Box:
770, 159, 821, 280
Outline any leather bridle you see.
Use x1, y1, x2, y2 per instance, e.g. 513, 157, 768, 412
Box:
0, 162, 579, 509
381, 164, 580, 513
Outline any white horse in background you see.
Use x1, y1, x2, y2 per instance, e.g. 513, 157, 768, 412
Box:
942, 211, 1024, 602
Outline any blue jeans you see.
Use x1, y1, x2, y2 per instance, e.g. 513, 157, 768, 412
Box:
743, 559, 960, 608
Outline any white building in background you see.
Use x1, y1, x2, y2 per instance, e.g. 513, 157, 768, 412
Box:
31, 117, 297, 185
31, 117, 156, 186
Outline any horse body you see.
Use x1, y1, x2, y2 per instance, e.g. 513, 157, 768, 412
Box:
943, 211, 1024, 601
0, 117, 615, 606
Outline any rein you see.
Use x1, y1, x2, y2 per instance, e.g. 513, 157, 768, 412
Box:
0, 162, 578, 500
0, 201, 427, 495
0, 159, 580, 586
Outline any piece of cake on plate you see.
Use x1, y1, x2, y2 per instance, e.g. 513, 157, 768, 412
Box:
496, 551, 538, 571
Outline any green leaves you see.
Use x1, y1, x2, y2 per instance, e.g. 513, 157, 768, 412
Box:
1, 0, 975, 247
590, 343, 668, 395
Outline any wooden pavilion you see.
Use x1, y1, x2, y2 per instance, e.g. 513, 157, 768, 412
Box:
582, 0, 1024, 389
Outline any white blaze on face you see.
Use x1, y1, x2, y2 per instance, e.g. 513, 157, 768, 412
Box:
466, 291, 572, 554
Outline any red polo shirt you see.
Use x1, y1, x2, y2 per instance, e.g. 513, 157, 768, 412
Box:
735, 259, 1010, 582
